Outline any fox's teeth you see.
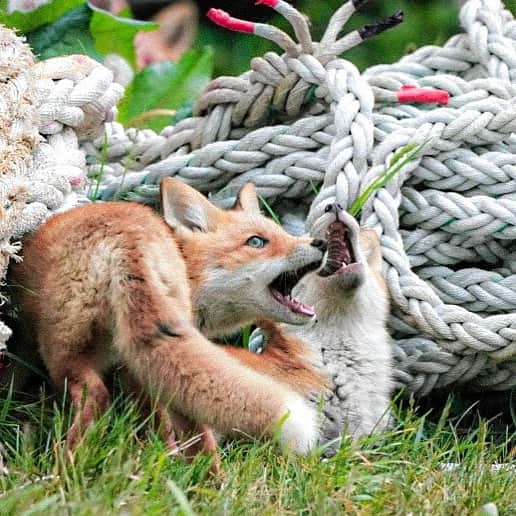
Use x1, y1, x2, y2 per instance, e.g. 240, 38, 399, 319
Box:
319, 220, 356, 278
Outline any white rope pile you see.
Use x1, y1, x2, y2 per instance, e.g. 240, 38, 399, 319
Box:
360, 0, 516, 394
77, 0, 516, 395
0, 29, 124, 350
1, 0, 515, 396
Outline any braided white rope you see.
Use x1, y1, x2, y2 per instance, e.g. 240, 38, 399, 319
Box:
1, 25, 40, 350
357, 0, 516, 392
0, 28, 124, 348
75, 0, 516, 394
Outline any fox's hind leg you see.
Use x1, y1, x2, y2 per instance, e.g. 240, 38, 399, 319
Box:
52, 358, 111, 450
39, 330, 111, 449
66, 367, 111, 449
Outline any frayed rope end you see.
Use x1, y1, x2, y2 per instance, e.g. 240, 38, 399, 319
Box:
359, 10, 404, 40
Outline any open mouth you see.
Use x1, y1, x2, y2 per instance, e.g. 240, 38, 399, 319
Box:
318, 220, 357, 277
268, 261, 320, 317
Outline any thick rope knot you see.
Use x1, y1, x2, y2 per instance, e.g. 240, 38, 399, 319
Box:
0, 33, 125, 347
34, 55, 124, 139
192, 0, 403, 146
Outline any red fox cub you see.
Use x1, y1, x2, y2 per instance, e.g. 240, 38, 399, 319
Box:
10, 178, 326, 458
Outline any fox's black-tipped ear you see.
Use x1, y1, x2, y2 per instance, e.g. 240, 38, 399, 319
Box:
233, 183, 261, 214
160, 177, 220, 232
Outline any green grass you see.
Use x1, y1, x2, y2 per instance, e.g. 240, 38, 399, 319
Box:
348, 143, 422, 218
0, 387, 514, 515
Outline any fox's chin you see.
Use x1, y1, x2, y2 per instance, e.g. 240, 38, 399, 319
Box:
330, 262, 365, 290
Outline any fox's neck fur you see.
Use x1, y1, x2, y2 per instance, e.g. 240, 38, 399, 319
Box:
173, 252, 264, 338
296, 270, 389, 359
194, 293, 243, 339
287, 265, 393, 447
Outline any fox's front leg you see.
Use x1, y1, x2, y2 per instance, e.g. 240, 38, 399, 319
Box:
118, 367, 221, 476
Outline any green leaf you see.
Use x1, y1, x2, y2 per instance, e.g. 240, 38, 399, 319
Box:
348, 143, 423, 217
19, 2, 156, 67
0, 0, 84, 33
241, 326, 251, 349
388, 143, 419, 168
118, 48, 214, 132
88, 1, 157, 69
258, 195, 281, 225
26, 4, 99, 60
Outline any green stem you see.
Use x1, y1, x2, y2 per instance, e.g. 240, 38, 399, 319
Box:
348, 143, 422, 217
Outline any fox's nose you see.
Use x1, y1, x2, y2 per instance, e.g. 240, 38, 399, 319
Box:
311, 239, 327, 252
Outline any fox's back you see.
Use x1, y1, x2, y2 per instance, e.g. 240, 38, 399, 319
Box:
11, 202, 191, 334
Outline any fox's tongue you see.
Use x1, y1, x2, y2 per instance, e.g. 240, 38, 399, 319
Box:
270, 288, 315, 317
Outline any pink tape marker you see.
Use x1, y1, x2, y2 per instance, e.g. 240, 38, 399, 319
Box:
207, 8, 256, 33
397, 84, 450, 104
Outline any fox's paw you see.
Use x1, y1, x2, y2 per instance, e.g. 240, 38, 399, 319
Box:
279, 396, 319, 455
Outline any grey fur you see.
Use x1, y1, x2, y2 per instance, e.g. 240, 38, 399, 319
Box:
280, 210, 393, 451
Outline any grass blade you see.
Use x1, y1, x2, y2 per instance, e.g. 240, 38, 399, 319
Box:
348, 143, 423, 217
167, 480, 196, 516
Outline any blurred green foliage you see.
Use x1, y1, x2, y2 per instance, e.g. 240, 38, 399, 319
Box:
0, 0, 156, 67
0, 0, 211, 130
197, 0, 516, 76
118, 48, 214, 130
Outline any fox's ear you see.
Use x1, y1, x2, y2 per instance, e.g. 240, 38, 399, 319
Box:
360, 229, 383, 274
233, 183, 261, 214
160, 178, 220, 232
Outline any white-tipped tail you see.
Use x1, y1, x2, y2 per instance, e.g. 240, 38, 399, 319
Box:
279, 396, 319, 455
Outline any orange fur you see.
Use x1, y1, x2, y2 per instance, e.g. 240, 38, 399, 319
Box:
222, 320, 326, 396
10, 179, 325, 468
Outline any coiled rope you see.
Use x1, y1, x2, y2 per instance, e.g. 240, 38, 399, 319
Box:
82, 0, 516, 394
2, 0, 515, 395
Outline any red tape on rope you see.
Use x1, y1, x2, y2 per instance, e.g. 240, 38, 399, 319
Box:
207, 8, 256, 33
255, 0, 280, 7
397, 85, 450, 104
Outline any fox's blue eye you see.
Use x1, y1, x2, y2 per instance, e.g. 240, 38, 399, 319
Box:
246, 236, 267, 248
